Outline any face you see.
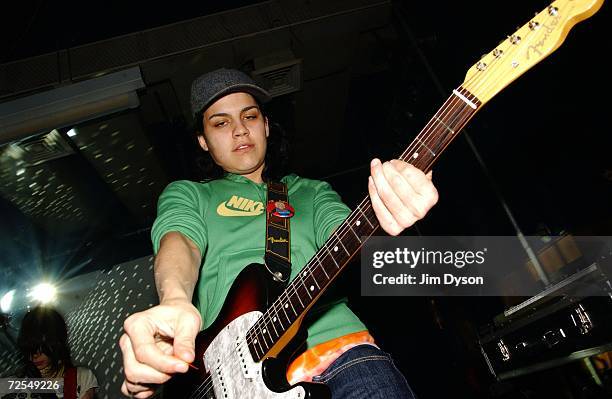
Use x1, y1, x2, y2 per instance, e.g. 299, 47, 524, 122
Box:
199, 92, 269, 182
31, 351, 50, 369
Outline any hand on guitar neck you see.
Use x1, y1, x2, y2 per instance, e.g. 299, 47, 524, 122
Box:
368, 158, 437, 236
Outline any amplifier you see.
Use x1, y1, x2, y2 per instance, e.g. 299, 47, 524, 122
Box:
478, 260, 612, 380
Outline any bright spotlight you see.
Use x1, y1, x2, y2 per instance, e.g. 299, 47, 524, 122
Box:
28, 283, 57, 304
1, 290, 16, 312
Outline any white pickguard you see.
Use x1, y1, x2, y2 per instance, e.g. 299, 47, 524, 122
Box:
203, 311, 305, 399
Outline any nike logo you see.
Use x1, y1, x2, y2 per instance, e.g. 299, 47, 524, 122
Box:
217, 195, 264, 217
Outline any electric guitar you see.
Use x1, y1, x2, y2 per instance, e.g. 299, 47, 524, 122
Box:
165, 1, 605, 397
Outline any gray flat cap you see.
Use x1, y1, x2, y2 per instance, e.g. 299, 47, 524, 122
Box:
190, 68, 271, 116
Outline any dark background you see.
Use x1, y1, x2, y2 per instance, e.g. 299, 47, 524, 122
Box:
0, 1, 610, 398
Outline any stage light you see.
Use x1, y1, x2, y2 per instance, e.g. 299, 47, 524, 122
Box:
0, 290, 16, 312
28, 283, 57, 304
67, 128, 77, 137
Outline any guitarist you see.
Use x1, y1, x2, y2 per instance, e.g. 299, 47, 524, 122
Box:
120, 68, 438, 398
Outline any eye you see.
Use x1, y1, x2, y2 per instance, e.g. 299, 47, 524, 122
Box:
244, 114, 257, 120
214, 120, 228, 128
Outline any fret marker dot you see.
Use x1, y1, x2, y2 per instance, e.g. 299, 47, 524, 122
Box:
254, 339, 258, 344
285, 304, 289, 308
262, 329, 266, 334
356, 220, 361, 226
334, 246, 338, 252
273, 317, 277, 322
413, 152, 419, 159
310, 285, 314, 291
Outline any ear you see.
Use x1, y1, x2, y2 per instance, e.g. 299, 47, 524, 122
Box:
265, 117, 270, 138
197, 135, 209, 151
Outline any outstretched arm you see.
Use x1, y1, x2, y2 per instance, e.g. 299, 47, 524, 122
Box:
119, 232, 202, 398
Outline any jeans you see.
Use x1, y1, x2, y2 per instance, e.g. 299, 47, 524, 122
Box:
312, 344, 417, 399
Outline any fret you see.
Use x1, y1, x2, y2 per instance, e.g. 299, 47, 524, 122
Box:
328, 239, 351, 265
298, 274, 313, 300
268, 312, 279, 337
292, 283, 306, 308
264, 322, 275, 347
346, 223, 362, 243
258, 328, 271, 350
310, 270, 321, 291
304, 269, 321, 291
315, 251, 332, 277
322, 245, 339, 271
351, 212, 377, 238
280, 297, 292, 323
272, 312, 283, 330
415, 136, 436, 156
338, 238, 350, 256
356, 205, 374, 229
286, 298, 298, 317
252, 335, 264, 359
433, 115, 456, 135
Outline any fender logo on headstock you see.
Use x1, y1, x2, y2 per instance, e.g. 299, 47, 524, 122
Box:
527, 15, 562, 60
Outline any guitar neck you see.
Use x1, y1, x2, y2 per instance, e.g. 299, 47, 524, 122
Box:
247, 0, 604, 361
247, 87, 482, 361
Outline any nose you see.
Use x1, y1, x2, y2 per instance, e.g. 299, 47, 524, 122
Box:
233, 121, 249, 138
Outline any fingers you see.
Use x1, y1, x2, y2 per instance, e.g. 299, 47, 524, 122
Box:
119, 334, 173, 385
123, 314, 189, 374
388, 159, 436, 197
368, 176, 403, 236
121, 379, 154, 398
172, 313, 200, 363
369, 158, 438, 235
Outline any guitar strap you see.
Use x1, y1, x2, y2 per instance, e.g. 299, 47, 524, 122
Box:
264, 181, 292, 287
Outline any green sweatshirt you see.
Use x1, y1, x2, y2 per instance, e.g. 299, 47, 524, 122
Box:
151, 173, 366, 348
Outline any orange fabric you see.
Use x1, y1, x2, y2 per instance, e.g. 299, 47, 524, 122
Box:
286, 330, 376, 384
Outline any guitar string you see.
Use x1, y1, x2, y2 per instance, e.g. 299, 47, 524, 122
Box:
189, 5, 560, 397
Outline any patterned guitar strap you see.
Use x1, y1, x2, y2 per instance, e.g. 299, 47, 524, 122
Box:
264, 180, 292, 291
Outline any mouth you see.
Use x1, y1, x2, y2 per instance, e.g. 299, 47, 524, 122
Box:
233, 144, 253, 152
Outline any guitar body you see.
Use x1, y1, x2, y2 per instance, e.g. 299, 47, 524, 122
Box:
164, 263, 330, 399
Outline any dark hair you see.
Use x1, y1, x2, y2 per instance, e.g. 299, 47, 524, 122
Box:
17, 306, 73, 376
192, 100, 290, 182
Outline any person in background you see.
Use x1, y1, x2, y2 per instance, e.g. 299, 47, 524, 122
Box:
15, 306, 98, 399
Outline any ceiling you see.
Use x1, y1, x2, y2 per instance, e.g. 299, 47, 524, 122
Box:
0, 0, 610, 309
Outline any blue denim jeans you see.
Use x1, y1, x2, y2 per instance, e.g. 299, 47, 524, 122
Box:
312, 344, 417, 399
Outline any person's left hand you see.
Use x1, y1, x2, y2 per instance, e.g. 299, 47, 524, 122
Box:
368, 158, 438, 235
